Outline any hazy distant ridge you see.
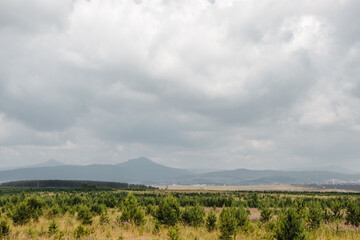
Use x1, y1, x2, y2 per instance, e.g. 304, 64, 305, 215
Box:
0, 158, 191, 184
0, 158, 359, 185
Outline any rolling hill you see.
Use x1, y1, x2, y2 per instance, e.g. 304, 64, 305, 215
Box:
173, 168, 360, 185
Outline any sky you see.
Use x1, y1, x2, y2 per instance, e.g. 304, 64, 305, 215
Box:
0, 0, 360, 170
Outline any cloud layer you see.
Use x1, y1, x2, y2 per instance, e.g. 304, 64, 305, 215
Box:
1, 0, 360, 170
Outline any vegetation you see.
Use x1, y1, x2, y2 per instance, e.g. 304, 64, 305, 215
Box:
0, 180, 153, 189
275, 208, 308, 240
0, 219, 11, 238
119, 193, 145, 225
206, 210, 217, 232
219, 207, 238, 239
181, 204, 205, 227
155, 195, 181, 226
0, 187, 359, 239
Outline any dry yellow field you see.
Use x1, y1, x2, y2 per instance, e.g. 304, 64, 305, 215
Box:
153, 184, 348, 192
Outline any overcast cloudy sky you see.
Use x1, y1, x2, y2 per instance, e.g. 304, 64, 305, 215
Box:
0, 0, 360, 170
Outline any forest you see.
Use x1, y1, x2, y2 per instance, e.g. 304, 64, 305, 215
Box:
0, 187, 359, 239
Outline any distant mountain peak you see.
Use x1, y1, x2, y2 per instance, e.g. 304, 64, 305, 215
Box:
119, 157, 158, 166
129, 157, 153, 163
29, 159, 65, 168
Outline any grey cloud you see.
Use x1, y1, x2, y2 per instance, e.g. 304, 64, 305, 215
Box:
0, 0, 359, 170
0, 0, 72, 33
0, 65, 91, 131
280, 127, 360, 163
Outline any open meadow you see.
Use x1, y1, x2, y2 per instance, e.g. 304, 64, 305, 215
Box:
0, 187, 360, 239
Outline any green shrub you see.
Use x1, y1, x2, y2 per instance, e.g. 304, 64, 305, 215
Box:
48, 220, 58, 235
155, 196, 181, 226
219, 207, 237, 239
9, 196, 44, 225
48, 204, 61, 217
90, 203, 106, 216
146, 204, 155, 216
308, 201, 323, 229
77, 205, 93, 225
167, 225, 180, 240
323, 208, 333, 222
9, 202, 32, 225
260, 206, 273, 223
181, 204, 205, 227
153, 220, 161, 235
206, 210, 217, 232
329, 199, 343, 220
120, 193, 145, 225
346, 200, 360, 226
294, 199, 307, 219
247, 194, 260, 208
74, 224, 91, 239
99, 213, 110, 225
0, 219, 11, 238
233, 207, 250, 230
26, 196, 43, 221
275, 208, 308, 240
133, 207, 145, 226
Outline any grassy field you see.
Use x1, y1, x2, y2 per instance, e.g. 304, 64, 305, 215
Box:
0, 187, 360, 239
5, 211, 360, 239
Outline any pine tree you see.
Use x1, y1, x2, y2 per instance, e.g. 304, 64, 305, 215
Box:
219, 207, 237, 239
275, 208, 308, 240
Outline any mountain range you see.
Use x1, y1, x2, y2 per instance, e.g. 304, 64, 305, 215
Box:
0, 159, 65, 171
0, 157, 359, 185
